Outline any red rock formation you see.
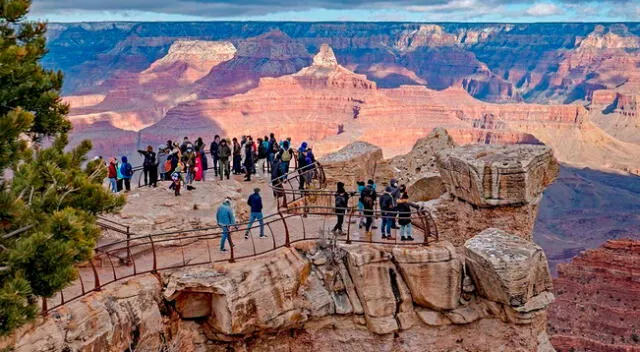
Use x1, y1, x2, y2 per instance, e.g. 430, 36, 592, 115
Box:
549, 239, 640, 352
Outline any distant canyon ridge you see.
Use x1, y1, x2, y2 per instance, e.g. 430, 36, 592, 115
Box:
47, 22, 640, 176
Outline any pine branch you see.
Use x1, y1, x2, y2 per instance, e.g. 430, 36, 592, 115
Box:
2, 224, 34, 239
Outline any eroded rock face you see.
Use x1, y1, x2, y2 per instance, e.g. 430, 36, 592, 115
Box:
320, 141, 384, 190
436, 144, 559, 207
465, 228, 553, 309
1, 275, 163, 352
549, 239, 640, 352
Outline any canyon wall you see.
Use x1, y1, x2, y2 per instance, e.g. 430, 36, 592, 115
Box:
549, 239, 640, 352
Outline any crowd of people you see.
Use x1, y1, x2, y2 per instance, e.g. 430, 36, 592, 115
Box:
331, 177, 422, 242
105, 133, 317, 197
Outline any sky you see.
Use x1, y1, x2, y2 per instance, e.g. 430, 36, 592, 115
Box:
31, 0, 640, 23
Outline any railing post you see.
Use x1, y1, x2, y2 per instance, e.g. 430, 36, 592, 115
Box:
279, 211, 290, 247
41, 297, 48, 316
148, 235, 157, 272
90, 259, 101, 291
126, 226, 132, 265
229, 229, 236, 263
346, 207, 354, 244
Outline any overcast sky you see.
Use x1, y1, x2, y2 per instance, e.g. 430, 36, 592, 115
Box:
31, 0, 639, 22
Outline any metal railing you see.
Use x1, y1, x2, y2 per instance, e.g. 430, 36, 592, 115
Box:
46, 160, 439, 314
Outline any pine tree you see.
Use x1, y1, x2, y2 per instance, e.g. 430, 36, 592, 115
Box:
0, 0, 124, 335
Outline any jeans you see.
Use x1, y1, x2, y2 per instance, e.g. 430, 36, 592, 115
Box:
245, 212, 264, 237
212, 155, 219, 175
333, 211, 345, 232
257, 158, 266, 175
109, 178, 117, 193
400, 223, 413, 238
233, 155, 242, 174
381, 216, 392, 235
219, 158, 230, 179
363, 209, 374, 232
220, 226, 230, 250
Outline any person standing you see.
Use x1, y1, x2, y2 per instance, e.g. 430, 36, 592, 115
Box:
217, 139, 231, 180
359, 180, 377, 237
256, 137, 266, 176
210, 135, 220, 177
157, 145, 167, 181
244, 136, 254, 182
332, 182, 349, 235
137, 145, 156, 187
108, 157, 118, 193
379, 186, 395, 239
244, 188, 266, 239
389, 178, 401, 229
232, 137, 242, 175
279, 140, 293, 177
119, 156, 133, 192
397, 193, 420, 241
200, 148, 208, 181
216, 198, 237, 252
297, 142, 309, 190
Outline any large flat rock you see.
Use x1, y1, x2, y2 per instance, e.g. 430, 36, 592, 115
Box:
392, 242, 461, 310
464, 228, 553, 308
436, 144, 559, 207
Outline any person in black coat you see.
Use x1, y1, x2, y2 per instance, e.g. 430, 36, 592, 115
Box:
332, 182, 349, 235
397, 192, 420, 241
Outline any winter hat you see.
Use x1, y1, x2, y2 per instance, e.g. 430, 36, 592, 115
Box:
283, 140, 290, 149
300, 142, 308, 151
254, 188, 261, 193
385, 186, 392, 193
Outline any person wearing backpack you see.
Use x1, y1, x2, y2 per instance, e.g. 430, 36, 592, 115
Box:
297, 142, 309, 190
359, 179, 377, 237
379, 186, 395, 239
397, 192, 420, 241
279, 140, 293, 177
332, 182, 349, 235
138, 145, 157, 187
119, 156, 133, 192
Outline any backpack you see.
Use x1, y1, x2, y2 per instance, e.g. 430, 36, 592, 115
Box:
361, 187, 375, 208
335, 193, 347, 209
123, 163, 133, 177
143, 152, 155, 167
281, 149, 292, 162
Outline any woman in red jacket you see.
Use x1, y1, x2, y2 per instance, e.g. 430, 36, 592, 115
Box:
108, 157, 118, 193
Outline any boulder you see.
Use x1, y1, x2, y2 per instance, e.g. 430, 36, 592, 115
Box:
436, 144, 559, 207
464, 228, 553, 308
341, 244, 413, 334
320, 141, 384, 191
392, 242, 461, 310
163, 247, 311, 336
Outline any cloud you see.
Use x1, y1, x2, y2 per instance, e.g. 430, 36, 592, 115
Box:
524, 3, 564, 16
28, 0, 638, 21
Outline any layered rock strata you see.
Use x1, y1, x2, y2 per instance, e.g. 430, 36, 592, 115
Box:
4, 235, 556, 352
549, 239, 640, 352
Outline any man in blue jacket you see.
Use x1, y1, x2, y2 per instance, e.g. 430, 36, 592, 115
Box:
216, 198, 237, 252
245, 188, 266, 239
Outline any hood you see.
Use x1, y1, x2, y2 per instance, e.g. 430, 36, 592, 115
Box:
390, 178, 398, 186
223, 199, 231, 206
299, 142, 308, 152
121, 156, 128, 163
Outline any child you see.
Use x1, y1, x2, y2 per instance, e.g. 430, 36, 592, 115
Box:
170, 165, 183, 197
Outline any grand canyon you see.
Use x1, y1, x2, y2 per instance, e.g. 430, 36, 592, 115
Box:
11, 21, 637, 351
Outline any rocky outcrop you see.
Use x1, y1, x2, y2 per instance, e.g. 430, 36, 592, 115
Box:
549, 239, 640, 352
4, 233, 557, 352
320, 141, 383, 190
1, 275, 163, 352
418, 144, 559, 245
436, 144, 559, 207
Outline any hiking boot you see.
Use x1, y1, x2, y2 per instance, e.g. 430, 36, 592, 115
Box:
407, 236, 415, 241
244, 233, 249, 240
220, 248, 228, 252
401, 237, 407, 241
259, 235, 268, 239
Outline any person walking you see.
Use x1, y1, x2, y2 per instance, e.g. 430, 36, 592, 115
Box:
108, 157, 118, 193
119, 156, 133, 192
244, 188, 266, 239
332, 182, 349, 235
397, 193, 420, 241
210, 135, 220, 177
379, 186, 395, 239
217, 139, 231, 180
170, 165, 183, 196
182, 146, 196, 189
359, 179, 377, 237
216, 198, 237, 252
